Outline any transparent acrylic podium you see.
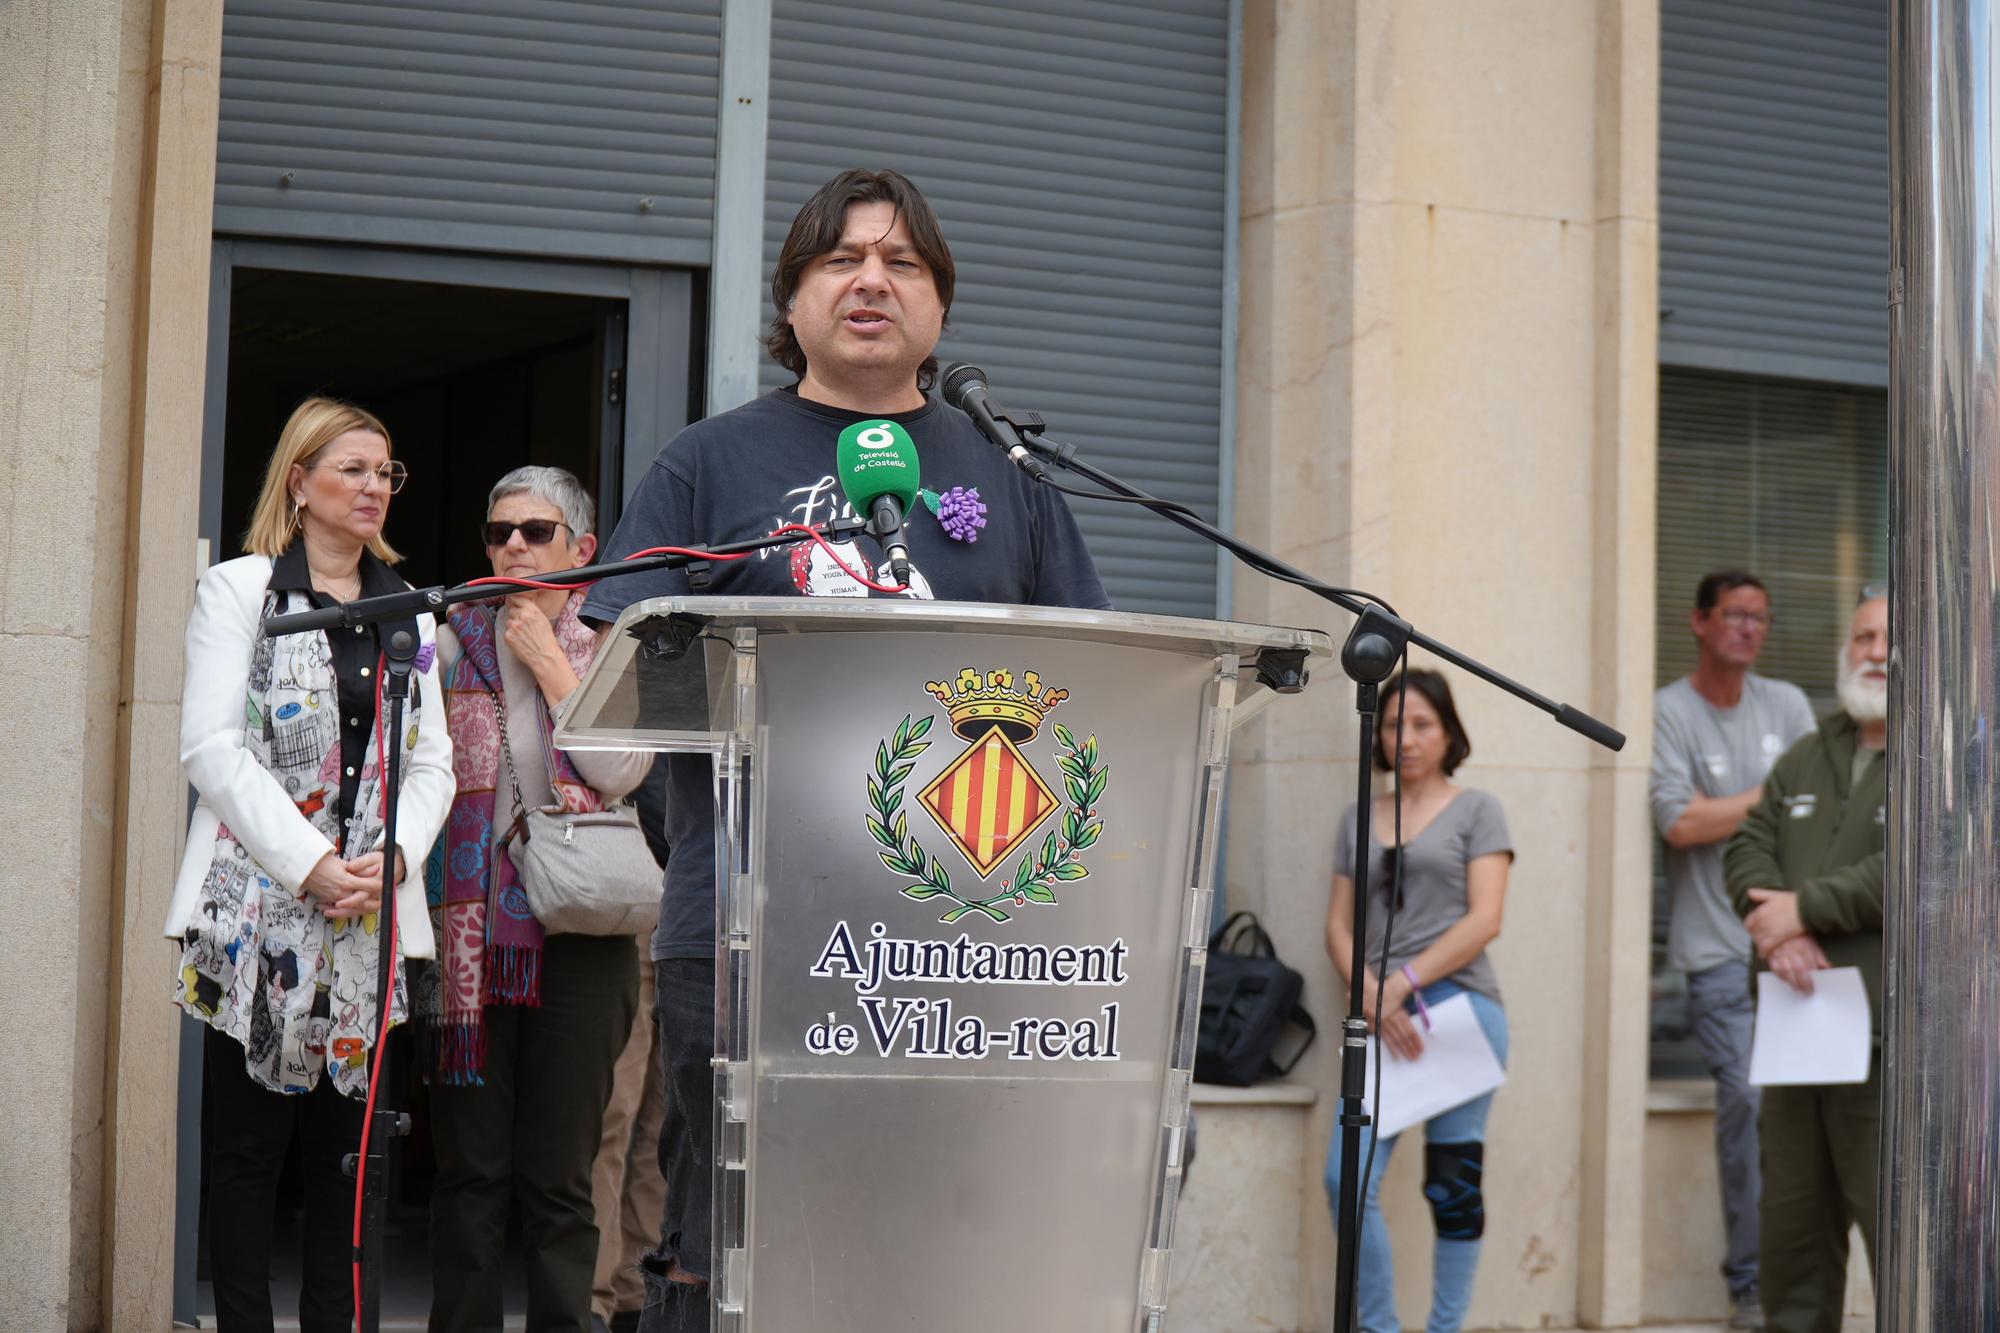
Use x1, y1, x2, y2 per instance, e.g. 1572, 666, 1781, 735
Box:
558, 598, 1331, 1332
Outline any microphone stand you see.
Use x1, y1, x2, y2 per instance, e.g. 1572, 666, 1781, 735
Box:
262, 517, 871, 639
262, 516, 865, 1331
351, 627, 416, 1333
986, 402, 1624, 1333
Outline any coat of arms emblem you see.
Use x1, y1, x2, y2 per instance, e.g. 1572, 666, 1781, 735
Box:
865, 668, 1109, 923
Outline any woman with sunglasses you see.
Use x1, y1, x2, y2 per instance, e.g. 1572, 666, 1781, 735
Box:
166, 396, 453, 1332
1322, 668, 1514, 1333
425, 465, 653, 1333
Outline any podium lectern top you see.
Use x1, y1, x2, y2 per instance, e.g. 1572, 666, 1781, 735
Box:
558, 596, 1334, 751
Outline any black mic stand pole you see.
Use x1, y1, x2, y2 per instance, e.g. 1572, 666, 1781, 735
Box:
974, 405, 1623, 1333
1328, 622, 1404, 1331
263, 517, 866, 1331
347, 627, 417, 1333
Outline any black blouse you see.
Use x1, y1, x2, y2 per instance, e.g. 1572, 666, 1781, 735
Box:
267, 542, 409, 848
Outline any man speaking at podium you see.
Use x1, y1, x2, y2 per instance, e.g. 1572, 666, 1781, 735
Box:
582, 168, 1108, 1332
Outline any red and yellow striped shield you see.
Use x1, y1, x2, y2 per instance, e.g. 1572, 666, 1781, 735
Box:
917, 724, 1060, 878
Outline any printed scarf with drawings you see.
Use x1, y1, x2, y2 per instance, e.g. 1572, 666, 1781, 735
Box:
426, 592, 603, 1083
174, 585, 419, 1097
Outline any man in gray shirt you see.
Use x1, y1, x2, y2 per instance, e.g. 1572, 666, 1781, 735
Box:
1650, 570, 1815, 1331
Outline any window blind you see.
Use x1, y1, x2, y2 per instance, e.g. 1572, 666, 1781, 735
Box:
1648, 368, 1887, 1075
1655, 368, 1889, 709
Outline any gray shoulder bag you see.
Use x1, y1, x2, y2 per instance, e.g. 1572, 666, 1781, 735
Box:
496, 687, 661, 936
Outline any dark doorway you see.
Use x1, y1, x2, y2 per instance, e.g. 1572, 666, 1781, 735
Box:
191, 262, 637, 1328
217, 267, 626, 586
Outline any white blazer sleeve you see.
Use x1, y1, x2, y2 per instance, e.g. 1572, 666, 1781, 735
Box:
180, 561, 337, 893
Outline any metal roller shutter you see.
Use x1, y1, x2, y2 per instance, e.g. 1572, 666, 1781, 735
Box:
761, 0, 1231, 617
214, 0, 721, 265
1660, 0, 1889, 386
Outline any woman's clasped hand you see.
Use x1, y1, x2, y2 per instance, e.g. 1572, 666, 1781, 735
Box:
298, 850, 388, 919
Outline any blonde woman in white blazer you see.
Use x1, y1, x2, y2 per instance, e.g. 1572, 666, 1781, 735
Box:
167, 397, 452, 1333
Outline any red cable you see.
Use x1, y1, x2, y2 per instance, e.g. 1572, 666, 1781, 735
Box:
461, 575, 590, 592
460, 545, 755, 596
620, 544, 754, 563
769, 523, 910, 594
351, 657, 401, 1330
462, 535, 905, 597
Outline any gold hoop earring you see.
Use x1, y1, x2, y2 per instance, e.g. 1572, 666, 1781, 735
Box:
288, 500, 303, 534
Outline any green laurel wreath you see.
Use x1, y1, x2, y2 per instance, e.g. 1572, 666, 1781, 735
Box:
865, 715, 1108, 925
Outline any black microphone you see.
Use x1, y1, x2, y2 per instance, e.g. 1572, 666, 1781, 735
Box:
940, 362, 1048, 480
263, 603, 349, 636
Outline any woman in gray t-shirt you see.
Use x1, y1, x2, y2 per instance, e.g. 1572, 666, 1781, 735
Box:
1322, 669, 1514, 1333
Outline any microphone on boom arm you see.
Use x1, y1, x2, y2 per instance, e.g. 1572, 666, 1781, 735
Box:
940, 362, 1049, 480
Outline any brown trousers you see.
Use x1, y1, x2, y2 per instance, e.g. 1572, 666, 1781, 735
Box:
590, 937, 669, 1323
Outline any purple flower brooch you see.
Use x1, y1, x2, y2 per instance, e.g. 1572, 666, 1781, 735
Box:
921, 486, 989, 544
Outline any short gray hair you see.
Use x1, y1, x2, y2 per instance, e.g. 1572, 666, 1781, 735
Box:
487, 465, 595, 536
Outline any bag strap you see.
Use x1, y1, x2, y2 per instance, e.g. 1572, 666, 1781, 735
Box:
1209, 909, 1254, 950
1212, 910, 1278, 959
510, 621, 613, 814
490, 686, 535, 845
527, 681, 568, 794
1264, 1003, 1319, 1077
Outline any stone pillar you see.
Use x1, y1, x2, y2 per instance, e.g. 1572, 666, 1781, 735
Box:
101, 1, 225, 1328
1576, 2, 1659, 1325
0, 0, 220, 1326
1232, 5, 1395, 1317
1, 1, 156, 1324
1229, 2, 1656, 1327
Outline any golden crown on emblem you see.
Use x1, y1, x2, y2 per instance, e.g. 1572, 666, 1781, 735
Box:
924, 668, 1069, 742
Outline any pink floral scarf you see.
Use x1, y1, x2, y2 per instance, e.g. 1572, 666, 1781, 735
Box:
424, 592, 602, 1082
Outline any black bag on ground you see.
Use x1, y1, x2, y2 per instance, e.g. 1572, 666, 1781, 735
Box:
1195, 910, 1317, 1086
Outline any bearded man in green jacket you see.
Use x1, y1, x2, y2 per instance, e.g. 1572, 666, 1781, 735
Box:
1723, 592, 1887, 1333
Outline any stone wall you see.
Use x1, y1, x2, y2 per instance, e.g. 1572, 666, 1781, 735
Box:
0, 1, 221, 1326
1228, 2, 1658, 1327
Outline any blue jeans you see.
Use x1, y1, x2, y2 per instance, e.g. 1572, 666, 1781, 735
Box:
1323, 981, 1510, 1333
1685, 959, 1761, 1299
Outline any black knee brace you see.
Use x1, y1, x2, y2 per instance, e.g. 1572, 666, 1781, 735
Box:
1423, 1140, 1486, 1240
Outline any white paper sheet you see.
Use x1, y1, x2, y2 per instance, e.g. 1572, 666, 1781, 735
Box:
1748, 966, 1872, 1086
1361, 993, 1507, 1140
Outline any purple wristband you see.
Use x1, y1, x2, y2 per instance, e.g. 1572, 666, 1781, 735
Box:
1401, 965, 1431, 1031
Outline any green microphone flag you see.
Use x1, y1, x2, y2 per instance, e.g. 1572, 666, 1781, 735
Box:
836, 419, 921, 513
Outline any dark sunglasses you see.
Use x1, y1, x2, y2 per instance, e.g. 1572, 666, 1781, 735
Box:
482, 518, 571, 547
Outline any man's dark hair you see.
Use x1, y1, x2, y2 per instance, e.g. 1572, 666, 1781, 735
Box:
764, 169, 956, 391
1373, 668, 1473, 776
1694, 569, 1768, 613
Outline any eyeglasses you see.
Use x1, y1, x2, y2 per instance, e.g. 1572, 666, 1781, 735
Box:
310, 460, 409, 494
482, 518, 571, 547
